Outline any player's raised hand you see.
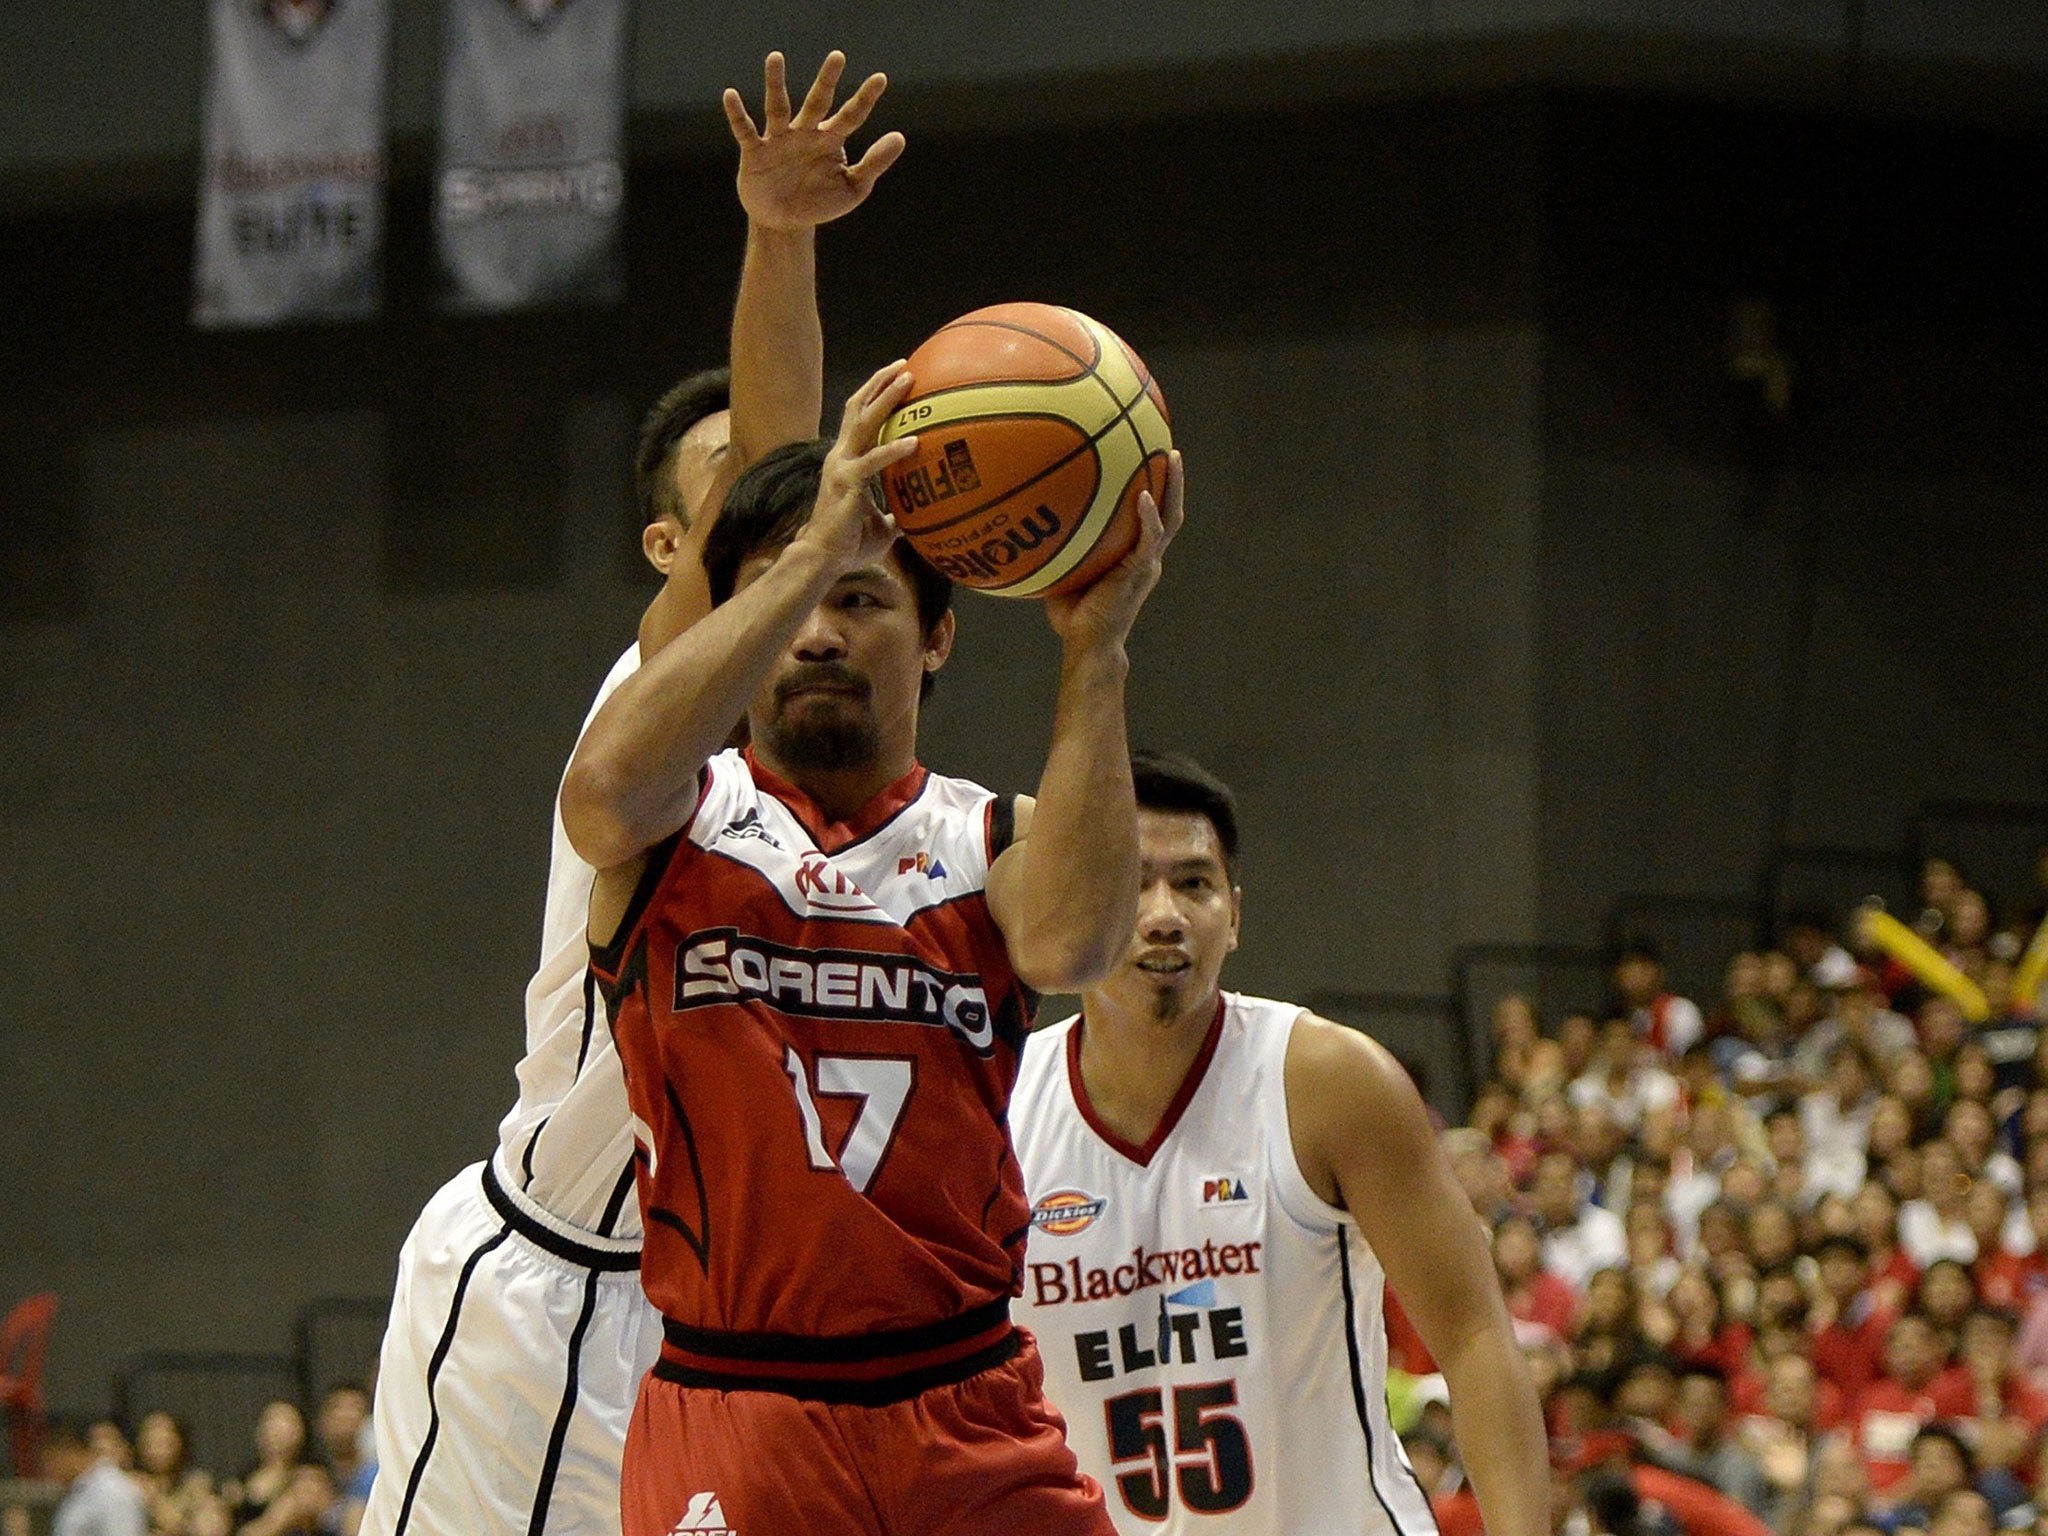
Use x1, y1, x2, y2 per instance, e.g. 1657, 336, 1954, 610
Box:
1042, 449, 1184, 652
725, 51, 906, 232
797, 362, 920, 574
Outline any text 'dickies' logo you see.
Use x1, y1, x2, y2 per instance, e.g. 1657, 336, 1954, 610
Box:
668, 1491, 734, 1536
794, 851, 879, 915
1032, 1189, 1106, 1237
259, 0, 338, 44
1202, 1175, 1251, 1205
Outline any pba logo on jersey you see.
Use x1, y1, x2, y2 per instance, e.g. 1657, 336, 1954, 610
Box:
667, 1492, 735, 1536
896, 850, 949, 880
259, 0, 338, 43
793, 852, 880, 915
1202, 1175, 1252, 1205
1032, 1189, 1107, 1236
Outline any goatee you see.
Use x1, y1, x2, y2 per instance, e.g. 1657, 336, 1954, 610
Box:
765, 662, 880, 773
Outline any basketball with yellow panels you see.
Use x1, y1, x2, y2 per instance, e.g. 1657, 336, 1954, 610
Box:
877, 303, 1172, 599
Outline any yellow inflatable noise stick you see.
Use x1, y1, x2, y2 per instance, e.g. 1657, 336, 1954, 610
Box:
2015, 917, 2048, 1013
1856, 905, 1991, 1022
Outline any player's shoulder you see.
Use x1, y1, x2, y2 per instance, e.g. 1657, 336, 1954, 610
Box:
1019, 1011, 1079, 1078
1279, 1004, 1427, 1132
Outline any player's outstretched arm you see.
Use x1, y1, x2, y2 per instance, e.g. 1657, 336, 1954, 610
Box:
720, 50, 902, 480
639, 51, 903, 658
987, 452, 1183, 992
563, 365, 919, 869
1286, 1016, 1551, 1536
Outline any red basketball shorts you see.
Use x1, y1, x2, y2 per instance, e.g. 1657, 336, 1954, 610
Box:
620, 1331, 1112, 1536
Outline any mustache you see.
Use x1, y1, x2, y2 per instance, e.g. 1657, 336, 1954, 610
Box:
774, 662, 872, 705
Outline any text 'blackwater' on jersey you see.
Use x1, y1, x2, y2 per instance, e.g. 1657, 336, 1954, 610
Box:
590, 747, 1035, 1394
1011, 993, 1441, 1536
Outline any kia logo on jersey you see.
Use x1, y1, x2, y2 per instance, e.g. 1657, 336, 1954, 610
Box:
1032, 1190, 1107, 1236
1202, 1176, 1251, 1204
793, 852, 880, 915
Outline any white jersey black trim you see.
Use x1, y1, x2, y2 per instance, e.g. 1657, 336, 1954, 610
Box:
390, 1226, 514, 1536
480, 1159, 638, 1273
523, 1269, 602, 1536
1340, 1229, 1439, 1536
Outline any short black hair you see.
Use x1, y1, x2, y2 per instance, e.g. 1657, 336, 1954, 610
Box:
1129, 749, 1240, 871
1612, 936, 1663, 967
702, 441, 953, 698
635, 368, 731, 528
1910, 1423, 1974, 1472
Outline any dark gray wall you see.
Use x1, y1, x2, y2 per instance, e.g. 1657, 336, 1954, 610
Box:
0, 98, 1544, 1413
1534, 103, 2048, 964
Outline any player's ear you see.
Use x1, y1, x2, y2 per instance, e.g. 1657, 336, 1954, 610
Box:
1228, 884, 1243, 952
923, 609, 956, 675
643, 516, 686, 576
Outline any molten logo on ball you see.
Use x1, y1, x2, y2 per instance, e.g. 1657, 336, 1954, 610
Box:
878, 302, 1172, 600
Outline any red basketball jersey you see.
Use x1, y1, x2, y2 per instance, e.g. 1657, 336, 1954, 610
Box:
591, 747, 1035, 1394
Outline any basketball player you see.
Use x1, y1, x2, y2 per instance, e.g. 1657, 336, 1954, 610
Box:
360, 51, 904, 1536
567, 370, 1184, 1535
1010, 750, 1549, 1535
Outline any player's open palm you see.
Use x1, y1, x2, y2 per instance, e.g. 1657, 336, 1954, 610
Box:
800, 362, 920, 574
725, 51, 905, 232
1043, 449, 1184, 652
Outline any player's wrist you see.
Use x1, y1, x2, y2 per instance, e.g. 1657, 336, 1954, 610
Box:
1055, 636, 1130, 686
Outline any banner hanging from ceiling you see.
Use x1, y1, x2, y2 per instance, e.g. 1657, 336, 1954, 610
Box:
192, 0, 390, 328
435, 0, 629, 313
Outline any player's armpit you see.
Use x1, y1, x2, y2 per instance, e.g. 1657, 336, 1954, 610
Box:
588, 853, 650, 949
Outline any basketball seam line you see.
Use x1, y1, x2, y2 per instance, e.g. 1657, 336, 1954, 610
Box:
893, 373, 1157, 543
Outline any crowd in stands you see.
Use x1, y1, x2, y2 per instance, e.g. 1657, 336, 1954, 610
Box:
21, 1386, 374, 1536
1405, 849, 2048, 1536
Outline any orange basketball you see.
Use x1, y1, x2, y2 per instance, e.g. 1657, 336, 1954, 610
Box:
877, 303, 1171, 599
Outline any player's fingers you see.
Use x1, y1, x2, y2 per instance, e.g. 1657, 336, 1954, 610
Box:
721, 88, 761, 147
794, 50, 845, 128
838, 361, 909, 440
853, 436, 920, 479
821, 71, 888, 136
848, 132, 906, 194
1158, 451, 1186, 540
763, 51, 792, 129
857, 369, 917, 434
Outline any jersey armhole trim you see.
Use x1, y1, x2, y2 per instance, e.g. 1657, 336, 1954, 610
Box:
588, 806, 694, 981
986, 793, 1018, 862
1270, 1005, 1354, 1237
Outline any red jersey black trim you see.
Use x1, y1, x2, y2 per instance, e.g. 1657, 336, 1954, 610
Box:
589, 825, 688, 981
742, 747, 930, 854
642, 1080, 711, 1274
652, 1330, 1021, 1406
1068, 997, 1229, 1168
662, 1294, 1010, 1365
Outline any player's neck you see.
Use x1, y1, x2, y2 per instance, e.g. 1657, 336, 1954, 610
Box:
751, 743, 918, 827
1075, 985, 1221, 1147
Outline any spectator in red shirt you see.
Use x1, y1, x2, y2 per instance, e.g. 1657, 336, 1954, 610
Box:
1849, 1312, 1974, 1492
1955, 1307, 2048, 1499
1812, 1234, 1896, 1399
1854, 1181, 1921, 1314
1496, 1211, 1580, 1341
1965, 1182, 2039, 1311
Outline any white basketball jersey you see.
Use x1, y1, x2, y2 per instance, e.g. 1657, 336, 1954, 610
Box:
1011, 992, 1437, 1536
492, 644, 644, 1239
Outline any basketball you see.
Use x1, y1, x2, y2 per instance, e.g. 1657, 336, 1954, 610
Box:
876, 302, 1172, 599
